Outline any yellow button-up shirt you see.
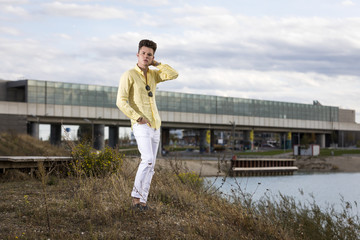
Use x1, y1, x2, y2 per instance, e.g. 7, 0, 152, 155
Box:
116, 63, 178, 129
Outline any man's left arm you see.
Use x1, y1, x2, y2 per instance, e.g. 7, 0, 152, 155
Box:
152, 61, 179, 83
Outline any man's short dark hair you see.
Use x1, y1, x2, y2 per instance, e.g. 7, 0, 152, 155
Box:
138, 39, 157, 54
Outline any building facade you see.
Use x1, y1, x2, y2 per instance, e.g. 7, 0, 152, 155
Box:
1, 79, 360, 150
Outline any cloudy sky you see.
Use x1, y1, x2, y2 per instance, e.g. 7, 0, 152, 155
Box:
1, 0, 360, 123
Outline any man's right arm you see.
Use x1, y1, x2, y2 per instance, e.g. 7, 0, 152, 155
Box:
116, 71, 142, 122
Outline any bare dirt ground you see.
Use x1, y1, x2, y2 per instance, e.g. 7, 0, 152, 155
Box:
295, 155, 360, 172
157, 158, 230, 177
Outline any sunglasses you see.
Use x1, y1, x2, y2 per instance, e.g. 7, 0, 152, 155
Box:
145, 85, 153, 97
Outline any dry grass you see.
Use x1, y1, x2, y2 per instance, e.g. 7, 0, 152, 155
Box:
2, 157, 358, 240
0, 156, 296, 240
0, 132, 69, 156
0, 134, 359, 239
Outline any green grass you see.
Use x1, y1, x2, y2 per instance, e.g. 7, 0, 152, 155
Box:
234, 148, 360, 157
164, 146, 197, 152
237, 149, 293, 156
319, 148, 360, 157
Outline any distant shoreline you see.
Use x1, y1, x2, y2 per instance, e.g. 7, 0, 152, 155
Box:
296, 155, 360, 173
157, 155, 360, 177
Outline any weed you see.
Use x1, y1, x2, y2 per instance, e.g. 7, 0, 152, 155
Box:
69, 142, 123, 177
37, 162, 51, 237
177, 172, 204, 190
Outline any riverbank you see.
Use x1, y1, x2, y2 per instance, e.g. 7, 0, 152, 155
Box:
295, 155, 360, 172
1, 135, 358, 239
2, 156, 359, 240
157, 154, 360, 177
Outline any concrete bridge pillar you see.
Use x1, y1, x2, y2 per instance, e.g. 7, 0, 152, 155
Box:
108, 126, 119, 148
243, 130, 254, 151
293, 132, 301, 146
161, 128, 170, 154
93, 124, 104, 150
77, 124, 92, 143
28, 122, 39, 139
316, 134, 326, 148
210, 129, 215, 152
280, 132, 292, 149
50, 123, 61, 145
280, 133, 286, 150
199, 129, 207, 153
243, 130, 250, 150
286, 132, 292, 149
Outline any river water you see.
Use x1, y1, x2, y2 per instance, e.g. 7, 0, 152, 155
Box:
205, 172, 360, 215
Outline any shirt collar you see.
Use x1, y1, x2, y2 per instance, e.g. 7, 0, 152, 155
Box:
134, 64, 142, 73
134, 64, 149, 75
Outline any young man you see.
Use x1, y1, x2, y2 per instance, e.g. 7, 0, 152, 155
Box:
116, 39, 178, 209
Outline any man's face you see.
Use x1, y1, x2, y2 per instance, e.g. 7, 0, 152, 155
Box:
137, 46, 154, 69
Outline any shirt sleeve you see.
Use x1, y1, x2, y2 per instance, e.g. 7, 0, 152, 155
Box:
116, 71, 142, 121
155, 63, 179, 83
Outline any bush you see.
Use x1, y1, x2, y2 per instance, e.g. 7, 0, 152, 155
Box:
177, 171, 204, 190
69, 143, 123, 177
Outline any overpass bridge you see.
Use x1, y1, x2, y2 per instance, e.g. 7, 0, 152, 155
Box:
1, 79, 360, 150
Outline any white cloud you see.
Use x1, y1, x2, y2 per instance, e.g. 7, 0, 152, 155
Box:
0, 26, 20, 35
2, 31, 360, 122
1, 4, 28, 16
342, 0, 355, 6
172, 7, 360, 49
0, 35, 133, 86
124, 0, 169, 6
1, 2, 360, 123
42, 1, 132, 19
0, 0, 28, 4
165, 7, 360, 77
55, 0, 103, 2
54, 33, 72, 40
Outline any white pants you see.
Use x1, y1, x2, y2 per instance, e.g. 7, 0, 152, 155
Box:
131, 123, 160, 203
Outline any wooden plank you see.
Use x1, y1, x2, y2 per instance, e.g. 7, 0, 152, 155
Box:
232, 166, 298, 171
0, 156, 72, 169
0, 156, 71, 162
233, 158, 295, 161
